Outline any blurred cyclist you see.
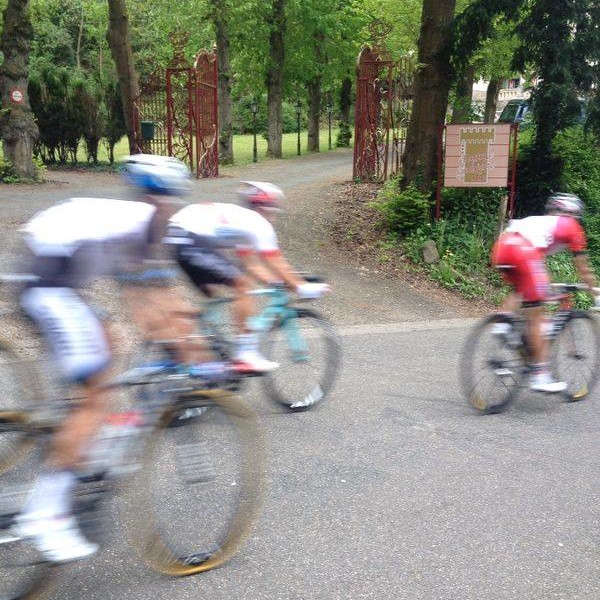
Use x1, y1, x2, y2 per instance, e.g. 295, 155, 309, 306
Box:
15, 155, 201, 562
166, 181, 329, 373
491, 192, 600, 393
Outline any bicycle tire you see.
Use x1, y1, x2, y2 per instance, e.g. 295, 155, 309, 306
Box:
552, 310, 600, 402
0, 340, 42, 474
0, 411, 58, 600
459, 313, 526, 414
260, 308, 341, 411
124, 389, 265, 576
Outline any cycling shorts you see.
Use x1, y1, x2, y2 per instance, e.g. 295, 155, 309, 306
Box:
175, 237, 242, 291
20, 287, 111, 383
491, 232, 549, 304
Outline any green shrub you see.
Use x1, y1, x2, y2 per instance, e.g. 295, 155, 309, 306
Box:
371, 181, 430, 234
0, 157, 20, 183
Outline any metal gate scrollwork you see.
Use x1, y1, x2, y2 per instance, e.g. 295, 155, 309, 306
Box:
132, 33, 218, 178
353, 23, 414, 182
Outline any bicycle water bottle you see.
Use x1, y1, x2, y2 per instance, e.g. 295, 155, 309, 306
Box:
84, 411, 144, 478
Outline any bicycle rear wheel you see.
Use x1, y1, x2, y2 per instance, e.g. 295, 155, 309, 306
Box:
0, 412, 57, 600
261, 309, 341, 411
460, 314, 526, 414
124, 389, 265, 576
552, 311, 600, 401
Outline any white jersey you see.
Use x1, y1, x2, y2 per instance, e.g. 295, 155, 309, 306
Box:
504, 215, 586, 255
22, 198, 156, 257
168, 202, 280, 255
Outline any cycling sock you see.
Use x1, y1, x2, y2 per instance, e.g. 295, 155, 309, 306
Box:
21, 469, 76, 520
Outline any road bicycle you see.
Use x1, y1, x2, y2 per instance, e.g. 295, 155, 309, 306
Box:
460, 283, 600, 414
194, 279, 342, 411
0, 340, 265, 600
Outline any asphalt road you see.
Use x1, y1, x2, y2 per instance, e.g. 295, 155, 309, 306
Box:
0, 151, 598, 599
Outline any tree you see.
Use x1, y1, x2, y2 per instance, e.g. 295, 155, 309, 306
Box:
265, 0, 285, 158
207, 0, 234, 164
106, 0, 139, 153
0, 0, 38, 178
402, 0, 457, 192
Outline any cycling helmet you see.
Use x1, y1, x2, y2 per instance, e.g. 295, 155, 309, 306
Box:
545, 192, 584, 219
123, 154, 191, 196
238, 181, 284, 211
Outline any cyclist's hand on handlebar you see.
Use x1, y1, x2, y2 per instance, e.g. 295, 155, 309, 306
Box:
296, 282, 330, 299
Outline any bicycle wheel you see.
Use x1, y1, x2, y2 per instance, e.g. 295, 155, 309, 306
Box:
0, 412, 57, 600
460, 314, 526, 414
261, 308, 341, 411
124, 389, 265, 576
552, 311, 600, 402
0, 341, 42, 474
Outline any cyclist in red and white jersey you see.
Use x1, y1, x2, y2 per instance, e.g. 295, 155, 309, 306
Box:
167, 181, 329, 373
491, 192, 600, 393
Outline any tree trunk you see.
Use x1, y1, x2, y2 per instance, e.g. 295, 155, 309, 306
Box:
106, 0, 139, 154
0, 0, 38, 178
336, 76, 352, 147
307, 76, 321, 152
402, 0, 457, 193
210, 0, 233, 164
266, 0, 285, 158
484, 77, 502, 123
451, 64, 475, 123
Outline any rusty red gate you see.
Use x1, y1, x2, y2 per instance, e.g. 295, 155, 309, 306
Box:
353, 46, 414, 182
132, 35, 218, 178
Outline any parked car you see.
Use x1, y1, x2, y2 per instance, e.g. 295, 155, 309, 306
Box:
497, 99, 530, 124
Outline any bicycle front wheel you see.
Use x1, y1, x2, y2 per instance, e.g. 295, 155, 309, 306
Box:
460, 314, 526, 414
124, 389, 265, 576
261, 309, 341, 411
552, 311, 600, 401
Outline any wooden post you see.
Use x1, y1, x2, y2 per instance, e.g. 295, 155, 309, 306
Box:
496, 194, 508, 239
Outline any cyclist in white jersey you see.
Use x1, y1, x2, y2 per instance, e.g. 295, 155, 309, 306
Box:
14, 155, 201, 562
167, 181, 329, 372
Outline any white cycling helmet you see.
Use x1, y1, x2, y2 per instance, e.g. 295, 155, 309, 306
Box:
123, 154, 192, 196
545, 192, 584, 219
238, 181, 284, 211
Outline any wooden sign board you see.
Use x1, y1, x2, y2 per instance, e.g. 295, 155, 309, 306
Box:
444, 124, 512, 188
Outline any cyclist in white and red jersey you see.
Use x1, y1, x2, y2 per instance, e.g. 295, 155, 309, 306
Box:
167, 181, 329, 373
14, 155, 204, 563
491, 192, 600, 393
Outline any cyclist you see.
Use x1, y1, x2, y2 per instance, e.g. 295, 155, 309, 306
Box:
166, 181, 329, 372
14, 154, 203, 562
491, 192, 600, 393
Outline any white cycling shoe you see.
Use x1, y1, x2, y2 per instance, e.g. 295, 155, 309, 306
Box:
232, 349, 279, 373
14, 513, 98, 563
529, 372, 567, 393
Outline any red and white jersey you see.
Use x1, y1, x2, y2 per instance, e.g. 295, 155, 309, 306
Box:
168, 202, 280, 256
504, 215, 586, 256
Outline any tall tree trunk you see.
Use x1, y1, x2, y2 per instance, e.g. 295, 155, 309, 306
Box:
336, 76, 352, 147
266, 0, 285, 158
210, 0, 233, 164
484, 77, 502, 123
106, 0, 139, 154
0, 0, 38, 178
307, 76, 321, 152
402, 0, 457, 193
451, 64, 475, 123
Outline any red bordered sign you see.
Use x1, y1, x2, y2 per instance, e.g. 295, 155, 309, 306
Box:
9, 89, 24, 104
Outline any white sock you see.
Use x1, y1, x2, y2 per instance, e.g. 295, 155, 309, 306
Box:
21, 469, 76, 521
235, 333, 258, 354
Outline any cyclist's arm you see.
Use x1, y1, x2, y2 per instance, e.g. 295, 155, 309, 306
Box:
259, 252, 304, 290
573, 253, 598, 292
236, 250, 277, 286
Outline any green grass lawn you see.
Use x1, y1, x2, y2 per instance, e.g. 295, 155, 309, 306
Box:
32, 128, 345, 169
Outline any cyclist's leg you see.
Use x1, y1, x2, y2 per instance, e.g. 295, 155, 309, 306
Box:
18, 286, 111, 561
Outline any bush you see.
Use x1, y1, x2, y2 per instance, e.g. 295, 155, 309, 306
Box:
0, 157, 20, 183
371, 180, 430, 234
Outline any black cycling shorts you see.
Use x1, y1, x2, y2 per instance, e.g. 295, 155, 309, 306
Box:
175, 241, 242, 291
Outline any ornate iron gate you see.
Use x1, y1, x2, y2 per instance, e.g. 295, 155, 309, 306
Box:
132, 34, 218, 178
353, 44, 414, 182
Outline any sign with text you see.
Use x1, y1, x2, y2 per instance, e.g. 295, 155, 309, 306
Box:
444, 124, 512, 188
